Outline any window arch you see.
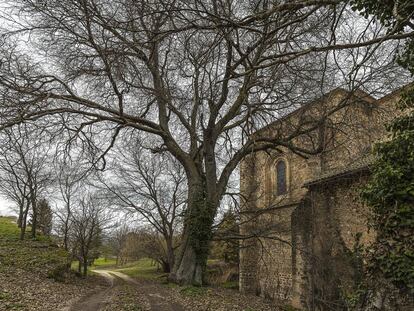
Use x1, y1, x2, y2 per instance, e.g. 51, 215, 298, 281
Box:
264, 157, 289, 203
276, 160, 287, 196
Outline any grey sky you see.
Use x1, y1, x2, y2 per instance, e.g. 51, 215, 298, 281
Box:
0, 196, 14, 216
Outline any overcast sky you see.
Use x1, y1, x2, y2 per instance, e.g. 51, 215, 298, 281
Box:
0, 196, 14, 216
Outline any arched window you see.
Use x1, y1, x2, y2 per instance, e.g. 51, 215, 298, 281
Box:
276, 160, 287, 195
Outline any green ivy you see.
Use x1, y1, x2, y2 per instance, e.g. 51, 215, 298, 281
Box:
186, 181, 216, 271
351, 0, 414, 29
352, 0, 414, 294
351, 0, 414, 75
361, 86, 414, 293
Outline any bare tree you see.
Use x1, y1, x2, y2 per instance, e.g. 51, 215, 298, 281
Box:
96, 137, 186, 272
0, 0, 412, 284
71, 193, 111, 277
53, 159, 85, 251
109, 224, 129, 266
35, 198, 53, 235
0, 125, 51, 239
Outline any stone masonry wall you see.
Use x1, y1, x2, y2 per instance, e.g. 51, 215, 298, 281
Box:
239, 88, 402, 309
305, 174, 373, 311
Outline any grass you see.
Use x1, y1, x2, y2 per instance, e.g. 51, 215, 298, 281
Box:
115, 258, 166, 280
92, 257, 117, 268
221, 280, 239, 290
0, 216, 20, 239
179, 285, 208, 297
0, 216, 69, 277
281, 305, 300, 311
70, 257, 117, 276
70, 257, 164, 279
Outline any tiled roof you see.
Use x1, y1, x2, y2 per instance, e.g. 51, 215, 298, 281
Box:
304, 153, 374, 187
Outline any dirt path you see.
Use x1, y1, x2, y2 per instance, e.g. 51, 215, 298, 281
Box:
66, 270, 185, 311
67, 271, 115, 311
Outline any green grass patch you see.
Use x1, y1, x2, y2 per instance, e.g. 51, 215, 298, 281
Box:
221, 280, 239, 290
70, 257, 117, 276
281, 305, 300, 311
164, 282, 179, 289
0, 291, 11, 301
4, 302, 25, 310
91, 257, 117, 269
0, 217, 20, 239
115, 258, 165, 280
179, 285, 207, 297
0, 216, 69, 278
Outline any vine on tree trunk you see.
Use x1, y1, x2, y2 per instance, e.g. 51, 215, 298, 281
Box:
186, 181, 216, 279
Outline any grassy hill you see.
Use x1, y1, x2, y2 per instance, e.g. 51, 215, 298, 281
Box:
0, 216, 68, 277
0, 216, 101, 311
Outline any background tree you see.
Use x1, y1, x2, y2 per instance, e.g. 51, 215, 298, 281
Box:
0, 0, 412, 284
35, 198, 53, 236
71, 193, 111, 277
210, 210, 239, 265
53, 159, 85, 251
0, 125, 52, 239
110, 224, 129, 266
97, 137, 186, 272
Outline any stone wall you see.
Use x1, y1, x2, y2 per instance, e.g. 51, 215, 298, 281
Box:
304, 173, 373, 310
239, 88, 403, 309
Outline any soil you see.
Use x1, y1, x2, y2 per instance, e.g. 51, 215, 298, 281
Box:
67, 269, 279, 311
68, 270, 186, 311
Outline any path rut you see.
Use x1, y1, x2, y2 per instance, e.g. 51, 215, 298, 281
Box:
66, 269, 185, 311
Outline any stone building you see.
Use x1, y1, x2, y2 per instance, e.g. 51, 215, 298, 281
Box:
239, 87, 406, 310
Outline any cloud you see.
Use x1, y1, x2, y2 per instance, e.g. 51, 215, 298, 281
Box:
0, 196, 15, 217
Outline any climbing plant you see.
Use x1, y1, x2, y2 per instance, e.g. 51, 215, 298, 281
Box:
352, 0, 414, 294
361, 88, 414, 292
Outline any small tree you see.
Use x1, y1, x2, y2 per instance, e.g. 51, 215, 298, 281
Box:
53, 159, 85, 251
110, 225, 129, 266
97, 138, 185, 272
35, 198, 53, 236
71, 195, 109, 277
0, 125, 51, 239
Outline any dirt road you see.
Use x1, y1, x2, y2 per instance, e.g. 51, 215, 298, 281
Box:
66, 270, 185, 311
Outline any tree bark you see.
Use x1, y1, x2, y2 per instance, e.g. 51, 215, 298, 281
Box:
169, 179, 216, 285
17, 202, 23, 228
20, 200, 30, 240
83, 258, 88, 277
165, 237, 175, 273
30, 195, 37, 239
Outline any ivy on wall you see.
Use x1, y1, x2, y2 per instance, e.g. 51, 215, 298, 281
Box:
352, 0, 414, 294
361, 90, 414, 292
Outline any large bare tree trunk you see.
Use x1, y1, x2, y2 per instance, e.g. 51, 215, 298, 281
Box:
165, 237, 175, 273
170, 180, 216, 285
